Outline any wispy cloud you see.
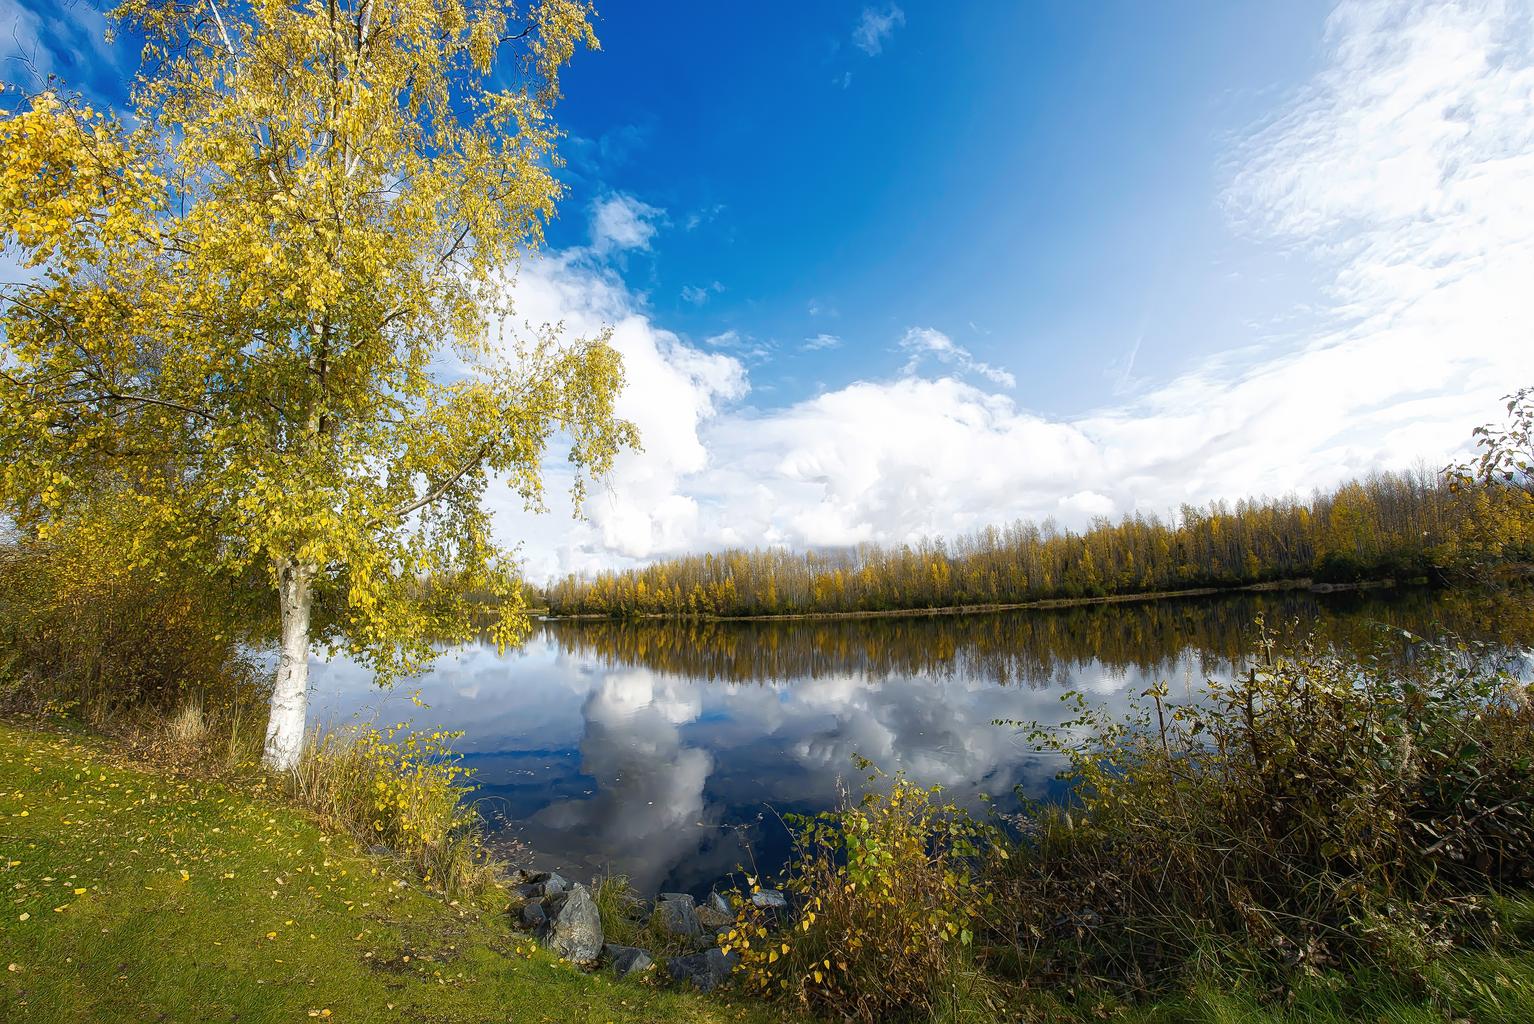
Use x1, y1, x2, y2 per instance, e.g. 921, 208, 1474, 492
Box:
802, 333, 843, 352
852, 4, 905, 57
681, 281, 724, 306
683, 204, 726, 232
898, 327, 1016, 388
0, 0, 119, 95
589, 193, 664, 254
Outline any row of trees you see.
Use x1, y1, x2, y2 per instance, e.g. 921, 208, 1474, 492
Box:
544, 586, 1534, 688
544, 469, 1534, 618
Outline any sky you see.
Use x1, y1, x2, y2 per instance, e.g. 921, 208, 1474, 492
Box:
5, 0, 1534, 582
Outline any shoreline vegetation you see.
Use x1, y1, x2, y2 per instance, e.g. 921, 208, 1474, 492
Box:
5, 628, 1534, 1024
542, 469, 1534, 621
542, 573, 1417, 623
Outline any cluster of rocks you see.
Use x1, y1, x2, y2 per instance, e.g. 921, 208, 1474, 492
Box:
507, 869, 791, 993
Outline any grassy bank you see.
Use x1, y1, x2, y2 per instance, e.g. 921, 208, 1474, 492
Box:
0, 720, 789, 1024
3, 705, 1534, 1024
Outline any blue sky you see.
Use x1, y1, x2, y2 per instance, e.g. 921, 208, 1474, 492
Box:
546, 2, 1333, 412
4, 0, 1533, 580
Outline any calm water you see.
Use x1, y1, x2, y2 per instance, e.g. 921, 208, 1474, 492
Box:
310, 586, 1534, 896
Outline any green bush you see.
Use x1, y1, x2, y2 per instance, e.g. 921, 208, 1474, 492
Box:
723, 763, 1002, 1022
286, 720, 497, 897
0, 518, 267, 762
990, 626, 1534, 996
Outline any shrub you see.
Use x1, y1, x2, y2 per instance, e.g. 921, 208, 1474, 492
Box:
0, 519, 265, 726
990, 625, 1534, 996
723, 762, 1002, 1022
287, 720, 496, 897
0, 520, 271, 774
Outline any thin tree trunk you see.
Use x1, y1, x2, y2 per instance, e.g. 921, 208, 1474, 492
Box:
263, 558, 314, 771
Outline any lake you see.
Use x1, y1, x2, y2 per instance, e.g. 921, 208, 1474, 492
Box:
309, 585, 1534, 897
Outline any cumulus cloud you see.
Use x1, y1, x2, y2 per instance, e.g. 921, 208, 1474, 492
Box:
486, 253, 748, 580
492, 0, 1534, 581
852, 4, 905, 56
898, 326, 1017, 388
589, 192, 663, 253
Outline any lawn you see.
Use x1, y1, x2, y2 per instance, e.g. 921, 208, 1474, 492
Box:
5, 717, 1534, 1024
0, 721, 793, 1024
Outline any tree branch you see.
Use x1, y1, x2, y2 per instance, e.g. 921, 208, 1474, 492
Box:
373, 439, 493, 527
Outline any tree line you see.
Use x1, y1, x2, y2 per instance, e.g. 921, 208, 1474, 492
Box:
544, 468, 1534, 618
542, 586, 1534, 688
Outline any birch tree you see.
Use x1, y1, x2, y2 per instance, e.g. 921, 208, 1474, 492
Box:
0, 0, 636, 769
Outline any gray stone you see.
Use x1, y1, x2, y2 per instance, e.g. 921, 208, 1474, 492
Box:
707, 891, 732, 916
604, 943, 654, 979
520, 901, 547, 929
667, 947, 739, 992
543, 883, 603, 964
751, 888, 788, 910
542, 872, 570, 896
514, 882, 544, 900
696, 904, 733, 931
651, 893, 701, 937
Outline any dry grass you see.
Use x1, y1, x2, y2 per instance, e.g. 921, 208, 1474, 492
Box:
285, 721, 499, 898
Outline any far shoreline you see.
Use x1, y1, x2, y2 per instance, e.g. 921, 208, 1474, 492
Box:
539, 574, 1422, 625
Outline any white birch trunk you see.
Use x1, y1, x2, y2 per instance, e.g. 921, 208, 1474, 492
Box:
263, 559, 314, 772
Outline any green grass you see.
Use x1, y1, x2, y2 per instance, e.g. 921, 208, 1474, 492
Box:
4, 717, 1534, 1024
1007, 900, 1534, 1024
0, 721, 796, 1024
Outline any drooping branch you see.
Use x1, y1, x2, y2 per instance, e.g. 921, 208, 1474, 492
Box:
372, 438, 493, 527
57, 390, 215, 422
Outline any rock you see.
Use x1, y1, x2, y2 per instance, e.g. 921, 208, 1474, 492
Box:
651, 893, 701, 937
751, 889, 788, 910
707, 891, 732, 916
696, 904, 733, 931
542, 872, 570, 896
514, 882, 544, 900
604, 943, 654, 979
667, 947, 740, 992
520, 901, 547, 929
543, 884, 603, 965
506, 868, 537, 886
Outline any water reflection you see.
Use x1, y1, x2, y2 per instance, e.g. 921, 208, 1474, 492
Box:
309, 587, 1533, 896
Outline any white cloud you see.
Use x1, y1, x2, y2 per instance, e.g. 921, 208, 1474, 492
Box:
898, 326, 1017, 388
802, 333, 842, 352
680, 281, 723, 305
589, 192, 663, 253
853, 4, 905, 57
683, 204, 725, 231
493, 0, 1534, 582
486, 253, 748, 580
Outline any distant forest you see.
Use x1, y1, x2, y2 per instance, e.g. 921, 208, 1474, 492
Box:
543, 469, 1534, 618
